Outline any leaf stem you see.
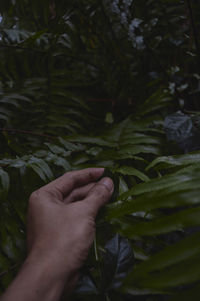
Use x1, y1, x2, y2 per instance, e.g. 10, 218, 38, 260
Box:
185, 0, 200, 63
94, 235, 99, 261
0, 128, 54, 139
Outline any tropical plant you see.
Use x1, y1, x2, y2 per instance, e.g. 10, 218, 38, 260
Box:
1, 0, 200, 300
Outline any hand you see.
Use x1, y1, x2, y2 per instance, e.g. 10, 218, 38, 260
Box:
1, 168, 114, 301
27, 167, 114, 278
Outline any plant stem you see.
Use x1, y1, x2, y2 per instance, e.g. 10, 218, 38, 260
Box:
185, 0, 200, 63
0, 128, 54, 139
105, 293, 111, 301
94, 235, 99, 261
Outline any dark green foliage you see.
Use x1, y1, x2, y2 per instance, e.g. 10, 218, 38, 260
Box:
1, 0, 200, 300
75, 234, 134, 297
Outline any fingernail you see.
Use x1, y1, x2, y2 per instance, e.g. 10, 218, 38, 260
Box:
99, 177, 114, 194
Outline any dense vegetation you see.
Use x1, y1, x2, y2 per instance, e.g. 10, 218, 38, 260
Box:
1, 0, 200, 300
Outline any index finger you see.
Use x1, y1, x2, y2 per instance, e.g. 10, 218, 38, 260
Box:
41, 168, 104, 199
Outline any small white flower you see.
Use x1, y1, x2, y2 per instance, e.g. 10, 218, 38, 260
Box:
122, 0, 132, 7
169, 82, 176, 94
128, 19, 143, 39
120, 12, 128, 25
150, 18, 158, 26
129, 18, 143, 30
110, 0, 120, 14
133, 35, 145, 50
177, 83, 188, 92
170, 66, 180, 75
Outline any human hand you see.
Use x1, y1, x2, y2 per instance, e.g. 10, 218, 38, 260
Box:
27, 168, 114, 287
1, 168, 114, 301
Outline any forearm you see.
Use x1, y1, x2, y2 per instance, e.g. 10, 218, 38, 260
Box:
1, 254, 71, 301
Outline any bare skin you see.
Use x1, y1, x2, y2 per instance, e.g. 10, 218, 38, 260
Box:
1, 168, 114, 301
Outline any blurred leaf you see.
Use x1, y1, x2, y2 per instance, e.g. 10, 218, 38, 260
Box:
118, 171, 200, 200
100, 234, 134, 292
125, 253, 200, 290
116, 166, 150, 182
67, 135, 116, 147
75, 273, 98, 295
147, 152, 200, 171
169, 283, 200, 301
126, 231, 200, 282
0, 168, 9, 191
28, 163, 47, 182
115, 206, 200, 237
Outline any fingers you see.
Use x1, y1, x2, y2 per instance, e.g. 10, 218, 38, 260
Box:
63, 182, 96, 204
83, 177, 114, 217
40, 168, 104, 200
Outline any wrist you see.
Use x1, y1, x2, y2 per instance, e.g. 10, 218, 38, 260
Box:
1, 252, 71, 301
22, 254, 67, 300
26, 249, 72, 281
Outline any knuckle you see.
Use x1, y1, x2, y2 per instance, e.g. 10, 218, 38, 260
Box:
64, 170, 76, 182
67, 171, 77, 186
45, 187, 61, 199
66, 170, 73, 178
29, 190, 39, 202
29, 189, 43, 205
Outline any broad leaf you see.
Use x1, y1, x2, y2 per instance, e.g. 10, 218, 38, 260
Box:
100, 234, 134, 292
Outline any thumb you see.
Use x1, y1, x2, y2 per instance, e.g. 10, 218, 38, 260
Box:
83, 177, 114, 217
